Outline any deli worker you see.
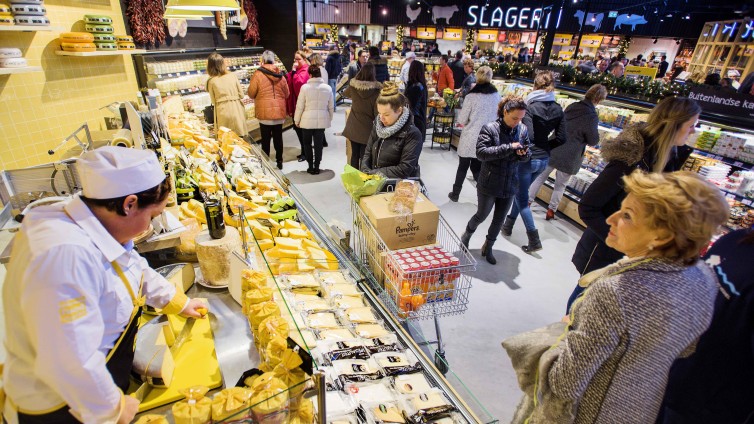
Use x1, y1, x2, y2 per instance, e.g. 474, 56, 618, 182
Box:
2, 146, 207, 424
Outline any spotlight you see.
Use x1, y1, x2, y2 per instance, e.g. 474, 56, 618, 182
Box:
591, 16, 595, 21
335, 5, 339, 13
684, 15, 690, 20
666, 13, 672, 17
660, 19, 664, 22
382, 8, 387, 15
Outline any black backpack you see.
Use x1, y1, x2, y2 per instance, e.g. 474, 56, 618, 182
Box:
530, 103, 564, 151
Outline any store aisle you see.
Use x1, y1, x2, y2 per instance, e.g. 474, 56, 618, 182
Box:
278, 104, 584, 422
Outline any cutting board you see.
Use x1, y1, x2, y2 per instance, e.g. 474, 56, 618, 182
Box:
129, 310, 223, 412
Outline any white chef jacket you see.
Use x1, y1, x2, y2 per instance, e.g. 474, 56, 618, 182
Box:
400, 60, 411, 90
2, 195, 188, 423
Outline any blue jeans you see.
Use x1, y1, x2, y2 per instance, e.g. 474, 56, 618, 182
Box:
508, 158, 549, 232
328, 79, 337, 109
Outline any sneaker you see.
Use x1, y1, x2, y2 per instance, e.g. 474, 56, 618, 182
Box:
546, 209, 556, 220
297, 155, 306, 162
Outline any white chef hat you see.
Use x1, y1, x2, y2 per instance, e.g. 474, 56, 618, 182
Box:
77, 146, 166, 199
406, 52, 416, 60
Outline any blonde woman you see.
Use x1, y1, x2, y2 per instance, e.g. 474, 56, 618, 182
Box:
568, 96, 700, 311
206, 53, 247, 137
449, 65, 500, 202
516, 170, 729, 424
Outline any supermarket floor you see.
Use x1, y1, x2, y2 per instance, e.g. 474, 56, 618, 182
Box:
276, 104, 584, 423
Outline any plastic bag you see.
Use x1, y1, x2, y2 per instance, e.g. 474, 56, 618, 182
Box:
340, 165, 386, 202
388, 180, 419, 215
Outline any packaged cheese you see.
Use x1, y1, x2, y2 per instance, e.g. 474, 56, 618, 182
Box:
257, 315, 289, 347
210, 387, 253, 422
243, 287, 273, 315
249, 373, 290, 424
248, 301, 280, 332
172, 386, 212, 424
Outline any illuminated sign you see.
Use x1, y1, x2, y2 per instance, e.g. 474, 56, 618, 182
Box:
579, 35, 603, 47
477, 29, 498, 41
743, 21, 754, 39
625, 66, 658, 79
466, 5, 559, 30
553, 33, 572, 46
443, 28, 462, 40
416, 27, 436, 39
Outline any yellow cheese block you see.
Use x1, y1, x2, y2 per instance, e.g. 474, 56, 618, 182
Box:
282, 219, 301, 229
262, 190, 278, 201
61, 42, 96, 52
274, 237, 302, 250
255, 238, 274, 251
287, 228, 309, 239
60, 32, 94, 43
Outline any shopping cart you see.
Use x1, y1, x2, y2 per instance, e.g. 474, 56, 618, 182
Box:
349, 179, 476, 373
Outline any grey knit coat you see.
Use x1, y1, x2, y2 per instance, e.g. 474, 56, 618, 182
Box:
548, 100, 600, 175
547, 258, 718, 423
456, 85, 501, 158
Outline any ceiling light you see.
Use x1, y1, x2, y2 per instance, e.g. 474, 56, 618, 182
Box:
382, 8, 387, 15
685, 15, 690, 20
164, 7, 213, 19
165, 0, 239, 11
660, 19, 664, 22
335, 5, 339, 13
666, 13, 672, 17
591, 16, 595, 21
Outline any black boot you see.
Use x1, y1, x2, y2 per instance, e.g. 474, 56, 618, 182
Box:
501, 217, 515, 236
522, 230, 542, 253
448, 190, 459, 202
481, 239, 497, 264
460, 228, 473, 248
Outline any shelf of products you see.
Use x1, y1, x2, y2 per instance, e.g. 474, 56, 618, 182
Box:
155, 119, 495, 422
493, 78, 754, 232
0, 25, 60, 32
55, 49, 147, 57
0, 66, 43, 75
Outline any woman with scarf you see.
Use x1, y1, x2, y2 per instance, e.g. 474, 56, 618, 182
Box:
360, 82, 422, 178
502, 71, 566, 253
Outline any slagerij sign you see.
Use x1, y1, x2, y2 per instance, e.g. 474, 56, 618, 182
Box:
466, 5, 559, 30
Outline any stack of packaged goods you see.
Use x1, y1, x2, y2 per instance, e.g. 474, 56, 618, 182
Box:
714, 131, 754, 163
682, 153, 718, 173
116, 34, 135, 50
0, 3, 13, 25
567, 168, 599, 196
596, 105, 634, 129
727, 201, 754, 230
582, 146, 604, 173
9, 0, 49, 27
722, 170, 754, 197
59, 31, 96, 53
698, 163, 732, 186
0, 47, 26, 68
83, 15, 115, 51
689, 125, 721, 152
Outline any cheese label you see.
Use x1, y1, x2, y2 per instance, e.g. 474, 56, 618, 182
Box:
59, 296, 87, 323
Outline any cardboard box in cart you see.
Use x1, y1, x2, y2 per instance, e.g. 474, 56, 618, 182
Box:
358, 193, 440, 250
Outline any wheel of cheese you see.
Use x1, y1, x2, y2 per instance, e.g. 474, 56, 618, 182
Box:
85, 23, 113, 33
96, 43, 117, 51
117, 42, 136, 50
14, 16, 49, 25
0, 17, 13, 25
0, 57, 28, 68
0, 48, 22, 59
61, 42, 96, 52
115, 35, 133, 43
0, 12, 13, 17
11, 4, 46, 15
0, 4, 10, 13
60, 32, 94, 43
92, 34, 115, 43
10, 0, 44, 4
84, 14, 112, 24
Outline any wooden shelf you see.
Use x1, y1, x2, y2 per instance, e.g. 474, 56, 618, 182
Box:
0, 66, 43, 75
0, 25, 61, 32
55, 49, 147, 57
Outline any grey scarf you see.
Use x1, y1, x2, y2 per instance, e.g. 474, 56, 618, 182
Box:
375, 106, 410, 139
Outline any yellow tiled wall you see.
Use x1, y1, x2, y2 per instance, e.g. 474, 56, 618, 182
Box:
0, 0, 140, 171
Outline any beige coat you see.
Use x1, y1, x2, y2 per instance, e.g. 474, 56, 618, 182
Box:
207, 73, 248, 136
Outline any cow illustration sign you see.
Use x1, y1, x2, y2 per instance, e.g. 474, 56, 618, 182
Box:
573, 10, 604, 32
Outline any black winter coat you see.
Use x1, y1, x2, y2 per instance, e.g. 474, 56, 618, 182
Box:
548, 100, 600, 175
404, 82, 427, 137
369, 57, 390, 83
522, 99, 566, 160
325, 52, 343, 80
361, 114, 422, 178
572, 123, 693, 274
476, 119, 531, 198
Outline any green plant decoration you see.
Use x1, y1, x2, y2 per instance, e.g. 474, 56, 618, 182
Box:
465, 29, 477, 52
396, 25, 404, 48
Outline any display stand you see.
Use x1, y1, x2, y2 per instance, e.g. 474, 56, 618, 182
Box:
431, 111, 454, 150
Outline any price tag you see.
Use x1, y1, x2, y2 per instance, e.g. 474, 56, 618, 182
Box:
743, 199, 753, 206
715, 155, 723, 160
168, 73, 174, 77
725, 193, 735, 199
734, 161, 743, 167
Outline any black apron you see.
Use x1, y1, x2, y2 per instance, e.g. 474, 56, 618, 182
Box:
16, 262, 144, 424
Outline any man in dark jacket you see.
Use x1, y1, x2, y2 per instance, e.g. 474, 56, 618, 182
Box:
526, 84, 606, 221
657, 55, 669, 78
450, 51, 466, 88
325, 49, 343, 111
346, 49, 368, 81
368, 46, 390, 83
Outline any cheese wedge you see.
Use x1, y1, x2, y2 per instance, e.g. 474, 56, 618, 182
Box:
275, 237, 303, 250
133, 322, 175, 387
287, 228, 308, 239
